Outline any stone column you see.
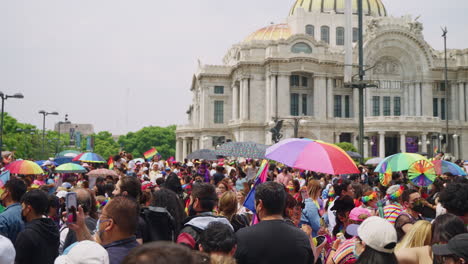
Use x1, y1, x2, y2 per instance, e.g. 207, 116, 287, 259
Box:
400, 132, 407, 153
327, 78, 334, 119
277, 74, 290, 117
270, 75, 278, 119
176, 138, 181, 161
379, 131, 386, 158
450, 82, 458, 121
459, 82, 466, 121
335, 133, 341, 144
422, 82, 433, 117
182, 138, 188, 160
232, 84, 239, 120
421, 133, 428, 154
415, 83, 422, 116
193, 138, 199, 152
409, 82, 415, 116
314, 76, 327, 120
454, 135, 459, 158
363, 138, 369, 158
265, 74, 270, 122
403, 83, 409, 116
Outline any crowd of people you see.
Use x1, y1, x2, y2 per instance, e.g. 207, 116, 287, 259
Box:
0, 151, 467, 264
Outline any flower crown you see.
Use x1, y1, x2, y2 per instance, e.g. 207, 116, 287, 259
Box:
361, 192, 378, 203
386, 185, 404, 200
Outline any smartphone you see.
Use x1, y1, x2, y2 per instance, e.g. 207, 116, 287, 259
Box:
65, 192, 78, 223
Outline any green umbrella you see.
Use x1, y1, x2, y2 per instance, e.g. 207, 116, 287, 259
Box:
375, 153, 426, 173
55, 163, 87, 173
56, 150, 81, 158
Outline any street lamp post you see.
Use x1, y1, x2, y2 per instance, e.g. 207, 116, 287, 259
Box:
442, 27, 449, 153
38, 110, 59, 158
0, 92, 24, 157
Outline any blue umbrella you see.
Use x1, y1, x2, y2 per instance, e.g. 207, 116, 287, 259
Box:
78, 152, 105, 163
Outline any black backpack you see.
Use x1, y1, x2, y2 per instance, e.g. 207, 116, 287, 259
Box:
141, 206, 176, 242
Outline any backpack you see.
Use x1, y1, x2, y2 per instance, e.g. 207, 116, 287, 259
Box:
141, 206, 177, 242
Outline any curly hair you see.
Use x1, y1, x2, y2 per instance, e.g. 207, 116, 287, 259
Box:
439, 183, 468, 216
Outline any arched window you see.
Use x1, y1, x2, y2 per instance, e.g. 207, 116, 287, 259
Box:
305, 25, 314, 37
291, 42, 312, 54
336, 27, 345, 46
321, 26, 330, 44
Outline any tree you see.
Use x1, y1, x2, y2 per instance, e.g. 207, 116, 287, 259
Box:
335, 142, 358, 152
93, 131, 120, 159
118, 125, 176, 159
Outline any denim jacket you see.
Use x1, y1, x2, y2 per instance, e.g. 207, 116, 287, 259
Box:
0, 203, 24, 242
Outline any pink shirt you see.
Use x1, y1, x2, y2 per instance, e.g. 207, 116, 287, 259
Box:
275, 173, 292, 186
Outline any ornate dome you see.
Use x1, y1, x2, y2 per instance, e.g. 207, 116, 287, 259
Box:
289, 0, 387, 17
244, 24, 292, 43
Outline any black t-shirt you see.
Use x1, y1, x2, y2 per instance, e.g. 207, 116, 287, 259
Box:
213, 173, 225, 186
235, 219, 313, 264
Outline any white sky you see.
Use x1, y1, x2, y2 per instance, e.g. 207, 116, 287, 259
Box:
1, 0, 467, 135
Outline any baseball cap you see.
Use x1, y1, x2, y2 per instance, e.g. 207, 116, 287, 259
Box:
56, 190, 68, 199
55, 240, 109, 264
357, 216, 397, 254
432, 233, 468, 261
349, 207, 371, 222
187, 162, 194, 167
0, 234, 15, 264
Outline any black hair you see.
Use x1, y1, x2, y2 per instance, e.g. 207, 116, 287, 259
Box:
332, 195, 355, 237
199, 222, 236, 254
401, 189, 418, 203
164, 173, 183, 195
120, 176, 142, 200
255, 182, 286, 215
431, 213, 467, 244
4, 178, 27, 202
192, 183, 218, 212
156, 178, 165, 186
333, 179, 352, 197
152, 188, 186, 236
439, 183, 468, 216
47, 194, 59, 214
104, 182, 115, 197
356, 246, 398, 264
21, 189, 49, 215
122, 241, 199, 264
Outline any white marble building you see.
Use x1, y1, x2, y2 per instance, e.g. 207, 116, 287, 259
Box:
176, 0, 468, 161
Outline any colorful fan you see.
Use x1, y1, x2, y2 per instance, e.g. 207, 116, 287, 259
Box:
379, 163, 393, 187
408, 160, 436, 187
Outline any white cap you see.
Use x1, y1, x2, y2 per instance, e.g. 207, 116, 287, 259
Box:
0, 234, 15, 264
56, 190, 68, 199
357, 216, 397, 254
187, 162, 194, 167
55, 241, 109, 264
386, 185, 401, 195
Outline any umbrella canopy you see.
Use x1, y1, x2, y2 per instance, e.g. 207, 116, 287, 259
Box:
55, 163, 87, 173
346, 151, 362, 159
215, 141, 268, 159
408, 159, 436, 187
375, 153, 426, 173
77, 153, 106, 163
379, 162, 393, 187
131, 158, 145, 164
5, 160, 44, 175
72, 153, 84, 161
35, 160, 58, 167
432, 160, 467, 176
265, 138, 359, 175
56, 150, 81, 158
187, 149, 218, 160
87, 168, 118, 178
365, 157, 384, 165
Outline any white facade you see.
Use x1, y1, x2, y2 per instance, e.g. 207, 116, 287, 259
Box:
176, 0, 468, 161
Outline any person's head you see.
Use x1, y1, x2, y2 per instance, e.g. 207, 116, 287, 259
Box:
284, 194, 302, 226
432, 213, 467, 245
401, 189, 422, 213
21, 189, 49, 222
361, 190, 378, 209
330, 195, 355, 235
354, 216, 398, 264
386, 185, 404, 203
75, 188, 93, 215
1, 178, 27, 206
439, 183, 468, 222
333, 179, 354, 198
164, 173, 183, 195
54, 240, 109, 264
307, 180, 322, 200
255, 182, 286, 220
236, 190, 247, 205
113, 176, 141, 200
199, 222, 236, 256
432, 233, 468, 264
151, 188, 186, 234
395, 220, 432, 250
217, 181, 229, 196
122, 241, 200, 264
47, 194, 59, 217
96, 196, 139, 245
218, 191, 237, 220
190, 183, 218, 214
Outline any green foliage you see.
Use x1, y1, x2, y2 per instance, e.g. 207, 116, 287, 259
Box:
335, 142, 358, 152
93, 131, 120, 159
118, 125, 176, 159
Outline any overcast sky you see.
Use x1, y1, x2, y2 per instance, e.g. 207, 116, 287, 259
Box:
1, 0, 467, 135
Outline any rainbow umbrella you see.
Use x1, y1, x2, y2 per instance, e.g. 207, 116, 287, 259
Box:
55, 163, 87, 173
375, 153, 426, 173
72, 153, 84, 161
5, 160, 44, 175
77, 152, 105, 163
379, 163, 393, 187
432, 160, 467, 176
265, 138, 359, 175
408, 159, 436, 187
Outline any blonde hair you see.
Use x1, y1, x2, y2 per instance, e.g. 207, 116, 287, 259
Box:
218, 191, 238, 221
307, 180, 322, 200
395, 220, 432, 250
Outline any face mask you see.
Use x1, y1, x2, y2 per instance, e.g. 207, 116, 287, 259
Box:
21, 208, 28, 222
353, 245, 361, 259
188, 205, 197, 216
94, 219, 110, 240
411, 201, 425, 213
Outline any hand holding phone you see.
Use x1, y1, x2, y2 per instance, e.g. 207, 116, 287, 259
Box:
65, 192, 78, 223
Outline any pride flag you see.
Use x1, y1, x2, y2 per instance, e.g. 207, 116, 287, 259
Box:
144, 148, 158, 160
243, 160, 269, 214
433, 146, 439, 154
0, 170, 11, 197
108, 156, 114, 170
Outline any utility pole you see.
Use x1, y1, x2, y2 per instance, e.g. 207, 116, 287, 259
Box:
442, 27, 449, 153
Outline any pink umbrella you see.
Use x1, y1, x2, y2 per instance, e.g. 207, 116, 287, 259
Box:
87, 168, 118, 178
265, 138, 359, 175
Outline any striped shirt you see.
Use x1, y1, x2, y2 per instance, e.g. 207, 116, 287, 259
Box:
383, 202, 403, 224
332, 238, 357, 264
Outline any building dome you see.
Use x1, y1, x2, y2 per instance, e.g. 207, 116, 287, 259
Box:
244, 24, 292, 43
289, 0, 387, 17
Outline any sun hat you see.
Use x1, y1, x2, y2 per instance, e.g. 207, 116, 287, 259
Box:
0, 234, 15, 264
349, 207, 371, 222
357, 216, 397, 254
55, 240, 109, 264
432, 233, 468, 261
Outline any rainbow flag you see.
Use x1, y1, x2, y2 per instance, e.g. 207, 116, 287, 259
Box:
243, 160, 269, 214
433, 146, 439, 154
144, 148, 158, 160
108, 157, 114, 170
0, 170, 11, 197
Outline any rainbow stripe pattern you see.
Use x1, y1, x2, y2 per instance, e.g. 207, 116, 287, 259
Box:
144, 148, 158, 160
